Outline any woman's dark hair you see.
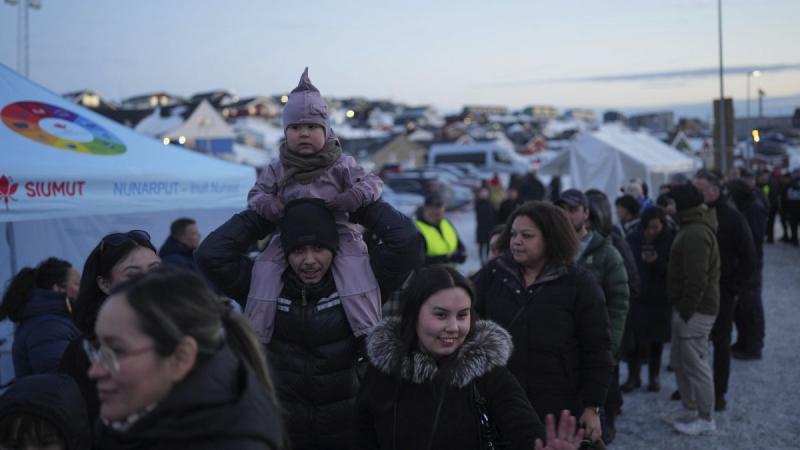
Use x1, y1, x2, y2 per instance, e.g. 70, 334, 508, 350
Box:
0, 413, 65, 449
585, 189, 613, 236
497, 201, 579, 265
614, 194, 640, 217
109, 267, 276, 401
0, 257, 72, 323
73, 231, 156, 337
640, 206, 667, 231
395, 265, 477, 364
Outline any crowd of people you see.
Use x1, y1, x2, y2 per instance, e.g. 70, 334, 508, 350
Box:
0, 67, 792, 449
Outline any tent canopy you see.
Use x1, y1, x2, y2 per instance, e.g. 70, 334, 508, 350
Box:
0, 64, 255, 284
540, 124, 698, 202
0, 64, 254, 223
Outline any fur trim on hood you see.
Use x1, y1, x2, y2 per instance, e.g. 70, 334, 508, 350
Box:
366, 318, 513, 388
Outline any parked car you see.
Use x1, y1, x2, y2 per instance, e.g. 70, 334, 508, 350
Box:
381, 184, 423, 218
383, 172, 471, 211
420, 165, 483, 190
427, 142, 531, 175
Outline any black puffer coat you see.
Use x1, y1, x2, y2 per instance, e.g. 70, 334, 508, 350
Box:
353, 319, 544, 450
708, 197, 757, 298
267, 270, 357, 449
626, 225, 676, 344
95, 348, 282, 450
472, 256, 613, 418
158, 236, 197, 271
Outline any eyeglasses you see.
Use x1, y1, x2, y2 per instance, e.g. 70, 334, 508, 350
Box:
83, 338, 154, 375
99, 230, 151, 254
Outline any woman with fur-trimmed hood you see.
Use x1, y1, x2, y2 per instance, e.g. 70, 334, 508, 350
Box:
353, 265, 584, 450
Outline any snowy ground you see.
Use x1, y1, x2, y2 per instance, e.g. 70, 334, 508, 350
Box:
448, 207, 800, 450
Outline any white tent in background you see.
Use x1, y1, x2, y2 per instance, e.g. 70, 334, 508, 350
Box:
539, 124, 698, 202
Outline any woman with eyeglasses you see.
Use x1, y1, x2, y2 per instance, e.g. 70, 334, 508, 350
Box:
58, 230, 160, 426
86, 267, 282, 449
0, 257, 80, 377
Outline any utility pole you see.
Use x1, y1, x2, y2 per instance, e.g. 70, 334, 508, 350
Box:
4, 0, 42, 77
717, 0, 727, 173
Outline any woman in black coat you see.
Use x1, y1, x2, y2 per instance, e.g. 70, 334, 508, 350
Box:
90, 268, 283, 449
622, 206, 675, 392
353, 265, 583, 450
472, 201, 613, 444
58, 230, 161, 425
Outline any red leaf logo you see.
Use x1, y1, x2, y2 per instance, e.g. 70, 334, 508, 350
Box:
0, 175, 19, 210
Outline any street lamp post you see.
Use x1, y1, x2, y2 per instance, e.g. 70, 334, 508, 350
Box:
4, 0, 42, 77
717, 0, 728, 173
746, 70, 761, 164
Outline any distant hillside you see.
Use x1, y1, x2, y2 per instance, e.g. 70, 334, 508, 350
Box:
617, 93, 800, 121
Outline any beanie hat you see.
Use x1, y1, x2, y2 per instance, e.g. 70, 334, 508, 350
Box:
279, 198, 338, 256
555, 189, 589, 209
281, 67, 332, 139
668, 183, 704, 212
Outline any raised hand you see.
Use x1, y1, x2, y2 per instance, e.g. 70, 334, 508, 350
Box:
534, 410, 585, 450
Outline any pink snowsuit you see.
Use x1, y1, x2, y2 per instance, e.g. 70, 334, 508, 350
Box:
246, 154, 384, 343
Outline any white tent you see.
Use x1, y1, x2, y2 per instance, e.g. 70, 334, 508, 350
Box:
0, 64, 255, 284
540, 124, 699, 202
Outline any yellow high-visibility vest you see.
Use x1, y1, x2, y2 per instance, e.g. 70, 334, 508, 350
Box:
416, 219, 458, 257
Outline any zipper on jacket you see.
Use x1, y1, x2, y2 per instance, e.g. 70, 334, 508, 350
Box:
301, 285, 307, 306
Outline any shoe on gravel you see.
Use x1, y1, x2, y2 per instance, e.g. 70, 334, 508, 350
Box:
662, 408, 698, 425
674, 417, 716, 435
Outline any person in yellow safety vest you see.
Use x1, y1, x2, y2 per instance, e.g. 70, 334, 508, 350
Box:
415, 193, 467, 266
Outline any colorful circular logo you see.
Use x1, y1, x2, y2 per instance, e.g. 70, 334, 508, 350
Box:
1, 101, 126, 155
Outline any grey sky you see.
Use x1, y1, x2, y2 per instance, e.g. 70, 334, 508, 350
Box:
1, 0, 798, 112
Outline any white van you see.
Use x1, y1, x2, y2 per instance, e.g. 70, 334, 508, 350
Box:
427, 143, 530, 175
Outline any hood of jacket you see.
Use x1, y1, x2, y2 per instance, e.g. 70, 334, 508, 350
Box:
676, 203, 718, 232
21, 288, 70, 320
367, 318, 512, 388
96, 347, 282, 449
0, 373, 90, 450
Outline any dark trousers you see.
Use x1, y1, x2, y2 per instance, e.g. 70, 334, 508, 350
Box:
478, 241, 490, 265
789, 208, 800, 243
601, 365, 622, 444
780, 208, 791, 238
626, 342, 664, 381
766, 206, 779, 241
734, 271, 765, 353
711, 293, 737, 398
605, 365, 622, 415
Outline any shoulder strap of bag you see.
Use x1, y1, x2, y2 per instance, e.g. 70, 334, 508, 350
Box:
472, 381, 500, 450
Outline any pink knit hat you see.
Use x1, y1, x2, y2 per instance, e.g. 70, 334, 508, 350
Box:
281, 67, 332, 139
